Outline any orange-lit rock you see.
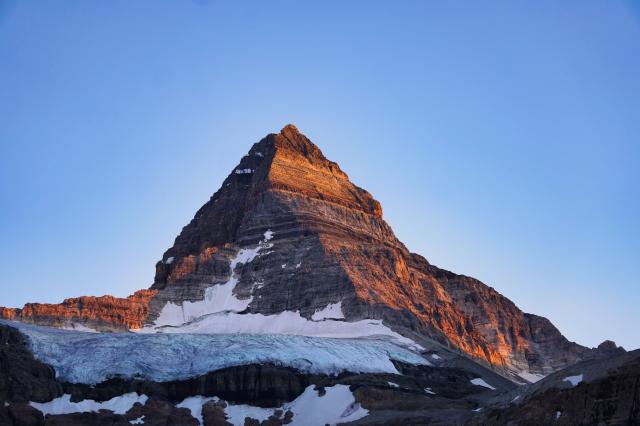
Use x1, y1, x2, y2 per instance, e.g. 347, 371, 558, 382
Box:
147, 125, 595, 376
0, 307, 19, 321
3, 125, 604, 377
4, 290, 157, 331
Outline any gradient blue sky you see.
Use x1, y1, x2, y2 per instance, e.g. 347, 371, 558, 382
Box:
1, 1, 638, 349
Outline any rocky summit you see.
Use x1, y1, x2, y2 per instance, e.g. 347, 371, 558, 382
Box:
1, 125, 636, 425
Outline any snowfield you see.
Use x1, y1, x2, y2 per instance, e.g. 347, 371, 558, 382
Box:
30, 393, 147, 416
177, 384, 368, 426
29, 386, 367, 426
470, 378, 496, 390
142, 230, 422, 350
563, 373, 583, 387
2, 320, 429, 385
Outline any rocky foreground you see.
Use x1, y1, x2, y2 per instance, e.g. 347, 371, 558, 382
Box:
1, 322, 638, 425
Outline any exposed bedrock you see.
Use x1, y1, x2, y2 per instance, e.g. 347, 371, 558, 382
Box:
0, 125, 624, 381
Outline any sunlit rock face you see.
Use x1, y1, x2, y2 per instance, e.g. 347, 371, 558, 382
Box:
0, 290, 157, 331
142, 125, 594, 376
0, 125, 606, 377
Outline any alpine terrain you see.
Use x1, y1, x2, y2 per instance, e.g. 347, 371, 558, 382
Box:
1, 125, 637, 425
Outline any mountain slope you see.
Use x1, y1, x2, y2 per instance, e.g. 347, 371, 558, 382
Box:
0, 125, 612, 379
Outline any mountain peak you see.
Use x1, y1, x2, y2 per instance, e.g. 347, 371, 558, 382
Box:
280, 123, 301, 135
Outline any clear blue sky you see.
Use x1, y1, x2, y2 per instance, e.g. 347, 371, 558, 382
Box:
1, 1, 638, 349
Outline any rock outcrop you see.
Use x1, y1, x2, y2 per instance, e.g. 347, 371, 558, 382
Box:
469, 349, 640, 425
0, 290, 157, 331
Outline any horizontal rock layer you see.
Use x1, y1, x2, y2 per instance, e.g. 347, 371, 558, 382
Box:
0, 125, 620, 380
0, 290, 157, 331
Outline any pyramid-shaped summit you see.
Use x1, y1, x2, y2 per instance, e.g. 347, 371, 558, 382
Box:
144, 125, 595, 379
2, 125, 604, 382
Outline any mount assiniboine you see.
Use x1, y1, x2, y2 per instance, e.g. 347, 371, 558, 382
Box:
1, 125, 637, 426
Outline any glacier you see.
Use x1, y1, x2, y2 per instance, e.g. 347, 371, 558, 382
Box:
2, 320, 429, 385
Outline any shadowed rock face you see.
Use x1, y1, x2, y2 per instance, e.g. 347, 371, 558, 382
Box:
0, 125, 613, 377
469, 349, 640, 425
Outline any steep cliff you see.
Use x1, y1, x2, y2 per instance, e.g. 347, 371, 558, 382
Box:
0, 125, 611, 379
144, 125, 598, 377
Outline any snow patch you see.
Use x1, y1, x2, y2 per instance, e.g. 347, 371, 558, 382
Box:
295, 262, 301, 268
30, 393, 147, 416
311, 302, 345, 321
517, 371, 545, 383
511, 395, 520, 403
234, 168, 253, 174
470, 378, 496, 390
61, 323, 98, 333
130, 416, 145, 424
424, 387, 436, 395
563, 374, 583, 387
152, 232, 275, 327
430, 353, 441, 360
281, 263, 287, 268
176, 396, 215, 425
255, 152, 263, 157
555, 410, 561, 419
165, 257, 174, 265
387, 381, 399, 388
179, 385, 368, 426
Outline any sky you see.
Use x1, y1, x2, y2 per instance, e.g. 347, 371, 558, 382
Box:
0, 1, 638, 349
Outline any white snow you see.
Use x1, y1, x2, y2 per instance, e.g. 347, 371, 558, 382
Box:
430, 353, 441, 360
3, 402, 9, 407
179, 385, 367, 426
234, 168, 253, 174
143, 228, 421, 351
148, 310, 422, 351
61, 323, 98, 333
176, 396, 216, 425
517, 371, 545, 383
152, 232, 275, 327
255, 152, 263, 157
424, 387, 436, 395
387, 382, 399, 388
130, 416, 145, 424
511, 395, 520, 403
563, 374, 583, 387
470, 378, 496, 390
295, 262, 301, 268
473, 407, 483, 412
281, 263, 287, 268
555, 410, 561, 419
311, 302, 345, 321
5, 320, 429, 385
165, 257, 174, 265
30, 393, 147, 416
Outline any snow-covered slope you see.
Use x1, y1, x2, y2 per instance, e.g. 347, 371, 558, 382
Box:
3, 320, 429, 385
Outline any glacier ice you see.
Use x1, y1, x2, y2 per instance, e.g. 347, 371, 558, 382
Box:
2, 320, 429, 385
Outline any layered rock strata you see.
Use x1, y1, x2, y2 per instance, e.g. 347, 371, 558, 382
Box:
0, 125, 619, 379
